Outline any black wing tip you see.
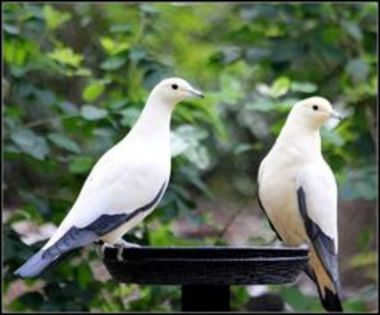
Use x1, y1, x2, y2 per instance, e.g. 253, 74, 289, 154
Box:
14, 267, 40, 278
14, 252, 45, 278
321, 287, 343, 312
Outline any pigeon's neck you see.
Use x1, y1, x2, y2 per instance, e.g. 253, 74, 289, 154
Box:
130, 96, 174, 139
277, 117, 322, 158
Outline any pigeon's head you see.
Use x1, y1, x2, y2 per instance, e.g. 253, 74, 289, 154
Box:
150, 77, 204, 105
291, 96, 342, 128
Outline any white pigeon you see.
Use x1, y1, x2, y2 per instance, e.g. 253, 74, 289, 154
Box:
257, 96, 343, 312
15, 77, 204, 278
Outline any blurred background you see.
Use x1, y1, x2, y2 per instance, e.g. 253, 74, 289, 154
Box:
2, 2, 377, 312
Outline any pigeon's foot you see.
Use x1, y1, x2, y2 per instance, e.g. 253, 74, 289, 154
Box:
94, 240, 114, 260
115, 239, 141, 248
95, 239, 140, 261
114, 239, 141, 261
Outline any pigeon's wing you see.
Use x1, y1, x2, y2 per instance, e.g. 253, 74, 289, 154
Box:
257, 158, 283, 241
15, 142, 168, 278
296, 161, 339, 288
45, 141, 167, 246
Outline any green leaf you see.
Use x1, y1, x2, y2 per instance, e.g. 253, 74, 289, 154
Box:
100, 37, 129, 55
57, 101, 79, 114
108, 98, 128, 110
48, 47, 83, 68
4, 40, 27, 67
218, 73, 244, 104
69, 156, 94, 174
100, 56, 126, 70
270, 76, 291, 98
75, 68, 92, 76
82, 81, 106, 102
10, 129, 49, 160
187, 146, 210, 170
3, 23, 20, 35
47, 133, 81, 153
43, 5, 71, 30
171, 125, 210, 169
341, 20, 363, 42
80, 105, 108, 120
290, 81, 318, 93
170, 133, 190, 157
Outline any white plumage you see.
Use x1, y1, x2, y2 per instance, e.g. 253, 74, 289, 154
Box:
257, 96, 343, 311
15, 77, 204, 278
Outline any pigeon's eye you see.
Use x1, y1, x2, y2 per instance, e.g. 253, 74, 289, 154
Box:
312, 105, 319, 111
171, 84, 178, 90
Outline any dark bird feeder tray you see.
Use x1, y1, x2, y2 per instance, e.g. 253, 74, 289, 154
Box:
103, 245, 309, 312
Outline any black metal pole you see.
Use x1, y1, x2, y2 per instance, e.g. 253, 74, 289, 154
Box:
181, 284, 230, 312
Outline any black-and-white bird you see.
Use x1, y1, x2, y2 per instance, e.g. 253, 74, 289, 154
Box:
15, 77, 204, 278
257, 96, 343, 312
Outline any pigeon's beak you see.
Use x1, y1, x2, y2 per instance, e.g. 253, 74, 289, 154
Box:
329, 110, 343, 121
185, 86, 204, 98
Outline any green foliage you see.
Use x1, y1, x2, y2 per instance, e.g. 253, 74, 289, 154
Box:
44, 4, 72, 30
3, 2, 377, 312
10, 129, 50, 160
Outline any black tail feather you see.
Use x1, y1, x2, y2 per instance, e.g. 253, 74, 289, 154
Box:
316, 285, 343, 312
322, 287, 343, 312
15, 248, 76, 278
14, 249, 55, 278
305, 268, 343, 312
